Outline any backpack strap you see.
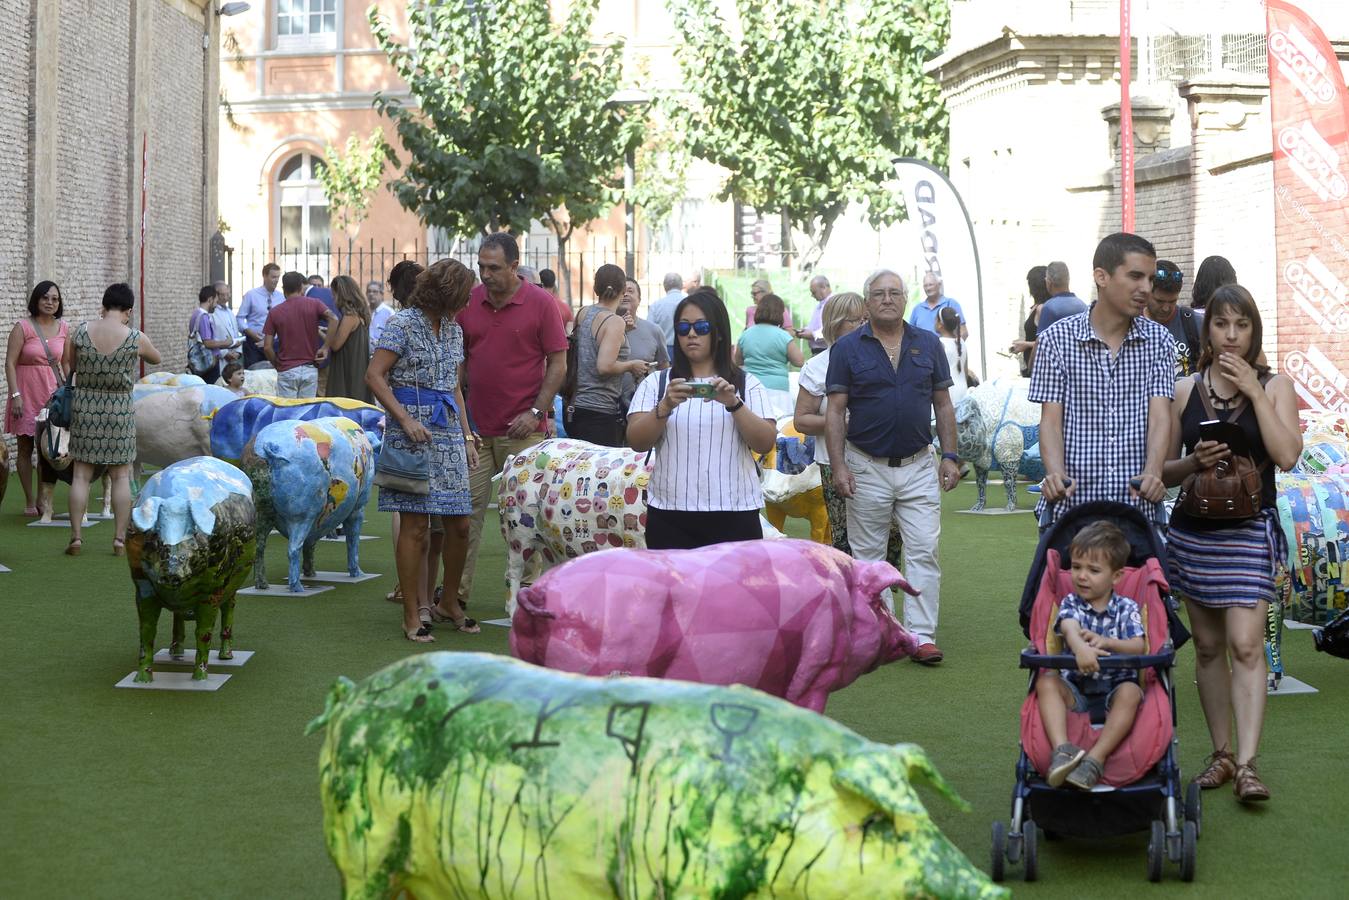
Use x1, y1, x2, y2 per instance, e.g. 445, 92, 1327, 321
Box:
32, 318, 66, 386
1179, 309, 1201, 371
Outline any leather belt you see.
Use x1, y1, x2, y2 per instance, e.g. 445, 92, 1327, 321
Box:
850, 444, 931, 468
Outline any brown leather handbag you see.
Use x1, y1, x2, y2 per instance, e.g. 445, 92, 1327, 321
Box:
1177, 374, 1267, 521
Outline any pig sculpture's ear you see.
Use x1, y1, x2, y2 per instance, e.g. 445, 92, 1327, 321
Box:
857, 561, 919, 599
131, 496, 162, 534
832, 752, 930, 827
189, 496, 218, 537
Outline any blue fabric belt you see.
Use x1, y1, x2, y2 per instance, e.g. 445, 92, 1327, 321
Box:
393, 385, 458, 429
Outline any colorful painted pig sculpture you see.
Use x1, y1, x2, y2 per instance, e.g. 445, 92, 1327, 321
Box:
126, 457, 256, 682
241, 417, 374, 592
210, 395, 384, 464
955, 379, 1043, 511
134, 383, 238, 469
511, 539, 920, 712
308, 652, 1007, 900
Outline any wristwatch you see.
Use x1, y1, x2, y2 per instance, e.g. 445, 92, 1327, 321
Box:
529, 407, 547, 419
941, 451, 959, 462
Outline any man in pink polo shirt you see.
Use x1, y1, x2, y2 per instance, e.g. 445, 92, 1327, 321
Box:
456, 232, 568, 606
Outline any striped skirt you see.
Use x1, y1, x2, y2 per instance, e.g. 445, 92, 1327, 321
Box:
1167, 511, 1285, 609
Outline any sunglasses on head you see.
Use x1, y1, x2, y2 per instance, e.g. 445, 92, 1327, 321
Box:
676, 320, 713, 337
1156, 270, 1183, 288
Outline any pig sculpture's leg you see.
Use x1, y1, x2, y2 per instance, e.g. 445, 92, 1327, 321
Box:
343, 504, 365, 578
763, 502, 788, 536
218, 591, 236, 659
288, 523, 312, 592
133, 580, 160, 683
971, 467, 989, 511
1002, 463, 1019, 511
252, 514, 273, 589
191, 603, 220, 680
170, 613, 186, 659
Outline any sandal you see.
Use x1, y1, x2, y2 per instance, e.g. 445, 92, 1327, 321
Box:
418, 606, 434, 628
112, 538, 126, 557
386, 586, 403, 604
429, 605, 480, 634
1192, 749, 1237, 789
404, 626, 434, 643
1234, 760, 1270, 803
433, 585, 468, 611
64, 538, 83, 556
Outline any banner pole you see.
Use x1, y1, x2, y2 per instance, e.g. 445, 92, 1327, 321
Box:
139, 132, 148, 378
1120, 0, 1135, 232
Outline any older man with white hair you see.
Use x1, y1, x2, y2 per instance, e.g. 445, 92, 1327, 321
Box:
646, 271, 686, 360
824, 268, 961, 665
793, 274, 832, 355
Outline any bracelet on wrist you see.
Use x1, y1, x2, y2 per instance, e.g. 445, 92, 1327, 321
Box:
725, 399, 745, 414
941, 451, 958, 463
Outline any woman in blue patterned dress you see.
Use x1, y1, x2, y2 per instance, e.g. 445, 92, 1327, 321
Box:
366, 259, 479, 642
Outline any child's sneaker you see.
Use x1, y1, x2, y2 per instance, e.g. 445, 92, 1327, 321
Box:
1066, 756, 1104, 790
1046, 743, 1086, 787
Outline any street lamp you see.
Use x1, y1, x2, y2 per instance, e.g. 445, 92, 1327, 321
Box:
217, 2, 251, 15
606, 89, 651, 278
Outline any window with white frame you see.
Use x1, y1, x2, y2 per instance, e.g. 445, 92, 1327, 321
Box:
277, 153, 331, 255
276, 0, 338, 51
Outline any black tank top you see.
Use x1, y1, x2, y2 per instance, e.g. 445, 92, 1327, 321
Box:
1170, 371, 1277, 531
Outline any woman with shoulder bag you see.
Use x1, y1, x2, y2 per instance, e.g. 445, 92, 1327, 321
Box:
5, 281, 69, 517
63, 284, 161, 556
563, 264, 649, 447
1161, 284, 1302, 804
626, 288, 777, 549
366, 258, 479, 642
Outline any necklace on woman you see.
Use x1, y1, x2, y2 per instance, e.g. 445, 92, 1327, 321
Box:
1207, 380, 1240, 407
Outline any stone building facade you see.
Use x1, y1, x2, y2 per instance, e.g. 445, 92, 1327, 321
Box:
1, 0, 220, 437
927, 0, 1349, 378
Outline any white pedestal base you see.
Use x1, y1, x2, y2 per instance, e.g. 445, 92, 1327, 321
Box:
301, 571, 381, 584
1283, 620, 1315, 631
1268, 675, 1318, 695
28, 517, 99, 528
115, 671, 231, 691
0, 564, 9, 573
319, 533, 378, 542
955, 508, 1033, 516
482, 617, 512, 628
236, 584, 333, 597
153, 649, 254, 667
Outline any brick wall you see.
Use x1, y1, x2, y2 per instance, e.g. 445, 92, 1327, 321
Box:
1, 0, 210, 469
144, 0, 206, 374
55, 0, 132, 323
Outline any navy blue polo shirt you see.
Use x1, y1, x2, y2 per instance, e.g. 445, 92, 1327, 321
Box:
825, 321, 953, 458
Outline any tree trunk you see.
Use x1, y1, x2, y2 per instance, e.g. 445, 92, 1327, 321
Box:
543, 212, 575, 305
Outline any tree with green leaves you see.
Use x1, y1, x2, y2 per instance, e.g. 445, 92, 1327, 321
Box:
369, 0, 642, 294
666, 0, 949, 271
316, 127, 393, 237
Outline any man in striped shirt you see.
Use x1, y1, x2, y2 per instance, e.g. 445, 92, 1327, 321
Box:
1029, 233, 1174, 526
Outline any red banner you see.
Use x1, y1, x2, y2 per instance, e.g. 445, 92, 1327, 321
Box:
1119, 0, 1134, 232
1268, 1, 1349, 414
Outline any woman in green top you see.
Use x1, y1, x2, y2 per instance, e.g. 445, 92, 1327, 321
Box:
735, 293, 803, 419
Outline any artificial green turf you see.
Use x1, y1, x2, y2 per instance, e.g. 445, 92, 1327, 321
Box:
1, 480, 1344, 898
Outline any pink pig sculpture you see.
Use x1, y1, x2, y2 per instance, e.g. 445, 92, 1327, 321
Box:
509, 538, 921, 712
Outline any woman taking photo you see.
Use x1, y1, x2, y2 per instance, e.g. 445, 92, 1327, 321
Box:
63, 283, 161, 555
735, 292, 804, 418
324, 275, 372, 403
1009, 264, 1049, 377
366, 258, 479, 642
5, 281, 67, 517
794, 292, 903, 565
564, 264, 649, 446
628, 288, 776, 549
1161, 284, 1301, 803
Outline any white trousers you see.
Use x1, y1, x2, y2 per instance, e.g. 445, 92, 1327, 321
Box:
844, 444, 942, 643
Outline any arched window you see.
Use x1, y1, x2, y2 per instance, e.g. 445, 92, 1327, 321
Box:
276, 152, 330, 253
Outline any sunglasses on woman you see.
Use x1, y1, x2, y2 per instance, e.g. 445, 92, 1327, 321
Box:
676, 320, 713, 337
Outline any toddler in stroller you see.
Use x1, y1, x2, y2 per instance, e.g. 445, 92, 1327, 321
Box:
991, 502, 1198, 883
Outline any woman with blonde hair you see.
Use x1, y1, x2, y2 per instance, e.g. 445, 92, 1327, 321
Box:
794, 292, 901, 565
744, 278, 794, 329
366, 259, 479, 641
324, 275, 372, 402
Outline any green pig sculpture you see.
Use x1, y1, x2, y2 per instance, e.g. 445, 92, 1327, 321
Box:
308, 652, 1007, 900
126, 456, 256, 682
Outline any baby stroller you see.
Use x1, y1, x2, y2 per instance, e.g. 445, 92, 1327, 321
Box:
991, 501, 1198, 883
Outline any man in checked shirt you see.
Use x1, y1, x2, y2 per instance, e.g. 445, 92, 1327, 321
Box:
1029, 232, 1174, 527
